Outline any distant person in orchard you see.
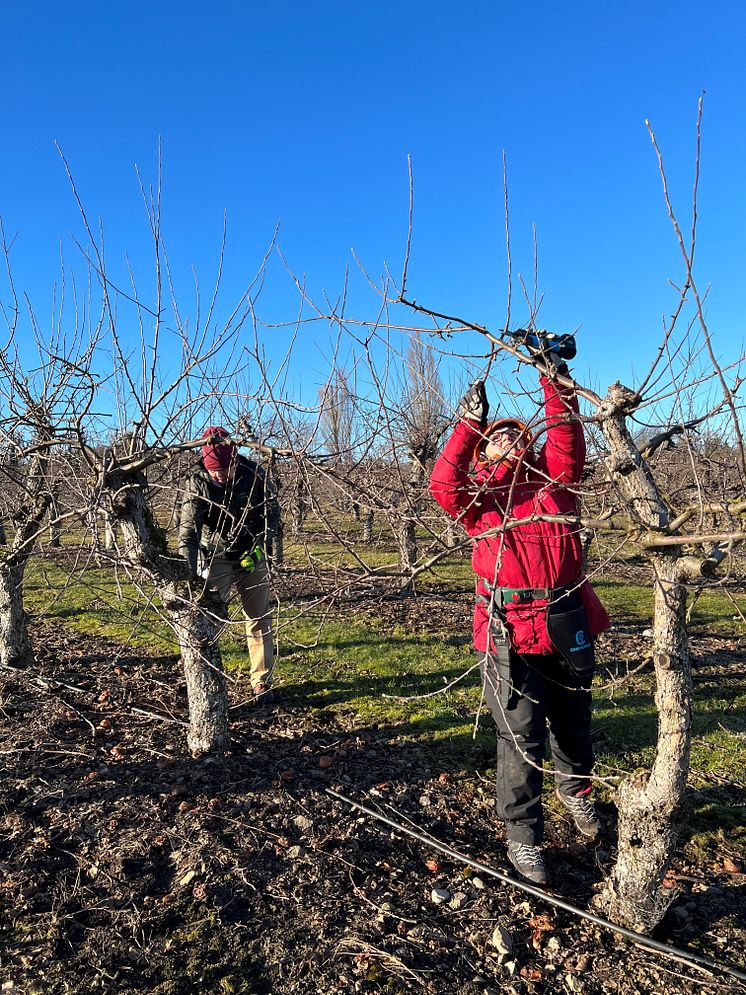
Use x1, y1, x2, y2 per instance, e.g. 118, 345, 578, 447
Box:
179, 427, 281, 706
429, 345, 610, 885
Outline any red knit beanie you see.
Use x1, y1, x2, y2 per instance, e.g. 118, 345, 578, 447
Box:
201, 426, 236, 470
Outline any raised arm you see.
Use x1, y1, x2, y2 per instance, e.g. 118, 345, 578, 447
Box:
537, 374, 586, 485
429, 381, 487, 527
429, 420, 484, 523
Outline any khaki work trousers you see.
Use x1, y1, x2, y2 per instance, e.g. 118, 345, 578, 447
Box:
204, 553, 274, 689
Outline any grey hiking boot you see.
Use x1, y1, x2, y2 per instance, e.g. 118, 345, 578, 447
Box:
556, 789, 602, 839
507, 841, 548, 885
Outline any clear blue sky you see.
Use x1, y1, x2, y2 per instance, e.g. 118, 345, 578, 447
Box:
1, 0, 744, 407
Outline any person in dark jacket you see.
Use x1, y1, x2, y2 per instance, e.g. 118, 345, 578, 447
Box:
429, 365, 610, 885
179, 426, 281, 705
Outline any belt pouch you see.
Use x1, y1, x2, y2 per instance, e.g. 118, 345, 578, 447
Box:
546, 600, 595, 678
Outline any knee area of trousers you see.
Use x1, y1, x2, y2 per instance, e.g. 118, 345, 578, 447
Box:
499, 734, 543, 751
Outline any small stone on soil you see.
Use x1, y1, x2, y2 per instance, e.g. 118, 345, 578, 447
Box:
546, 936, 562, 956
490, 924, 513, 956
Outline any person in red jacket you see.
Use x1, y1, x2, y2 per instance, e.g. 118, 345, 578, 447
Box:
429, 361, 610, 885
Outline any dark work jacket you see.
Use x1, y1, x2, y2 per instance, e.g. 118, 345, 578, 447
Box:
179, 455, 280, 576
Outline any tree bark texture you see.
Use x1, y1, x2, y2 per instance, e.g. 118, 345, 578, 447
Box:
272, 522, 285, 569
598, 384, 667, 530
601, 554, 691, 931
102, 465, 231, 754
0, 465, 52, 669
0, 563, 33, 667
47, 485, 61, 548
361, 510, 374, 543
396, 452, 427, 594
444, 516, 460, 549
292, 477, 309, 533
397, 518, 417, 591
170, 591, 229, 755
596, 382, 692, 931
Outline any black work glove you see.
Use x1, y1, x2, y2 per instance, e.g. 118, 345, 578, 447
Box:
458, 380, 489, 426
525, 331, 573, 376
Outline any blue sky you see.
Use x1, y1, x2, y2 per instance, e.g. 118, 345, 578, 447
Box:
1, 1, 744, 417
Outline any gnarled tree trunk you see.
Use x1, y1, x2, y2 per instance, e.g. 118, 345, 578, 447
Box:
397, 518, 417, 592
396, 452, 427, 594
0, 484, 52, 669
102, 463, 231, 755
596, 383, 692, 931
169, 589, 229, 754
601, 553, 691, 930
0, 562, 33, 667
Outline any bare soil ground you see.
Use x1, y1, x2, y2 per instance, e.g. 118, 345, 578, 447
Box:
0, 616, 744, 995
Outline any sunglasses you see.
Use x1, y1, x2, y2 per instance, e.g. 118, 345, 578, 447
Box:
491, 425, 524, 440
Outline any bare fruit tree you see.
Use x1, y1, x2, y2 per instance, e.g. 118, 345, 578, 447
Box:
0, 224, 97, 669
390, 334, 449, 592
53, 153, 284, 754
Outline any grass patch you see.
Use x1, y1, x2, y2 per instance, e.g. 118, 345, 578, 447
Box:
595, 579, 745, 636
224, 614, 495, 767
689, 588, 746, 636
594, 580, 653, 623
25, 560, 177, 654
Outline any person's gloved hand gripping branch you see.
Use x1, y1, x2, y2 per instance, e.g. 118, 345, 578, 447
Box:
458, 380, 490, 425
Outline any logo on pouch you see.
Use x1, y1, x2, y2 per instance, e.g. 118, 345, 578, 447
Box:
570, 629, 591, 653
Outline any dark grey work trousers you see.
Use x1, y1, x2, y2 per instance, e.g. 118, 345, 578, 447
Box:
480, 649, 594, 846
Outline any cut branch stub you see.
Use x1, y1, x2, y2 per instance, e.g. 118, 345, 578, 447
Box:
598, 383, 668, 531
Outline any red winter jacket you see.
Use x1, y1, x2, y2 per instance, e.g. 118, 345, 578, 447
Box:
429, 376, 610, 655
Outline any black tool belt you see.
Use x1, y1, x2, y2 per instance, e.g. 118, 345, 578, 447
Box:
481, 579, 595, 681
